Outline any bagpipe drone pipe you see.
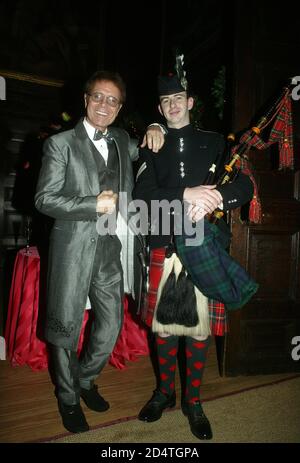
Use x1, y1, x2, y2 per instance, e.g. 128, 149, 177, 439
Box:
172, 79, 295, 312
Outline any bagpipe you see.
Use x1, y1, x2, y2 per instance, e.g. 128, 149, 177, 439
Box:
155, 77, 295, 325
173, 78, 296, 313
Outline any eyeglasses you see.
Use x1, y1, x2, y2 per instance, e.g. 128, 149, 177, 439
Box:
88, 92, 121, 108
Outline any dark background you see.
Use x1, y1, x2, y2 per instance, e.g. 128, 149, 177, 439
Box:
0, 0, 231, 131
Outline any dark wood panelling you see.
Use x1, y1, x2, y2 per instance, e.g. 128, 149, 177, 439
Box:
238, 319, 300, 374
225, 1, 300, 375
248, 228, 299, 302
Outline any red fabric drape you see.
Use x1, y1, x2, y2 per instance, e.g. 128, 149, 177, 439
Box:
109, 296, 149, 369
5, 247, 48, 371
5, 247, 149, 371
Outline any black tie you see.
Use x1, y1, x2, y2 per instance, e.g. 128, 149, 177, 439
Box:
93, 129, 113, 144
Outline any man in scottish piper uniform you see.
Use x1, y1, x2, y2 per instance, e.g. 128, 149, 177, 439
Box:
133, 72, 255, 440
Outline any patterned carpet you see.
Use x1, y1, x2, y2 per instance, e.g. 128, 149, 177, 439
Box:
48, 376, 300, 443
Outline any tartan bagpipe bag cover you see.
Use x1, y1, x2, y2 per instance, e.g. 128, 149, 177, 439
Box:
175, 219, 259, 310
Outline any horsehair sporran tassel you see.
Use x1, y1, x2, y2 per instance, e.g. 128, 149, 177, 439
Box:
154, 252, 210, 336
175, 267, 198, 326
155, 253, 176, 303
156, 253, 180, 324
156, 274, 176, 324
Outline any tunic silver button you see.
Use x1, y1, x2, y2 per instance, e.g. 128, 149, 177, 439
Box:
179, 161, 185, 177
179, 138, 184, 152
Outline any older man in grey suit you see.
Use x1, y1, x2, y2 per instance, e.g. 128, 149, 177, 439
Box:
35, 70, 164, 433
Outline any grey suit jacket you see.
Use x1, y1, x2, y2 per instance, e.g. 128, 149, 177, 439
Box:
35, 119, 140, 350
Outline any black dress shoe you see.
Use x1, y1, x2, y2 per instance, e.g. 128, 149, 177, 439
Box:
80, 384, 110, 412
58, 402, 89, 433
182, 400, 212, 440
138, 389, 176, 422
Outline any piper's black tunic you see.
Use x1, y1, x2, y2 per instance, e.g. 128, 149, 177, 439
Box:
133, 124, 253, 249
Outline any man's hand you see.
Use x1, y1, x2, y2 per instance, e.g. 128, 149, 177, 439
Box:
183, 185, 223, 216
96, 190, 118, 214
186, 202, 206, 223
141, 125, 165, 153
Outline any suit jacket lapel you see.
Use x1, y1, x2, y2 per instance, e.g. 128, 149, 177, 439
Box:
109, 128, 124, 192
74, 120, 100, 194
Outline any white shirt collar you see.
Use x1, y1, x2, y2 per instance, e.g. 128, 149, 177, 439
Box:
83, 117, 109, 164
83, 118, 108, 141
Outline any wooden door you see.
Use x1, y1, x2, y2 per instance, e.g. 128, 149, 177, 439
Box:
224, 1, 300, 375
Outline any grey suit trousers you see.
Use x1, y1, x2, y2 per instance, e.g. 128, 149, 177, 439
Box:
51, 234, 123, 405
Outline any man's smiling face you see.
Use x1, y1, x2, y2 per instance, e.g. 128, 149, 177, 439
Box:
84, 79, 122, 131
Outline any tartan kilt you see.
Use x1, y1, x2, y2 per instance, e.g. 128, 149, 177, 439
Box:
141, 248, 228, 336
175, 219, 258, 309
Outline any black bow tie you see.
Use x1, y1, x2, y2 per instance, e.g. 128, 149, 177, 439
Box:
93, 129, 114, 143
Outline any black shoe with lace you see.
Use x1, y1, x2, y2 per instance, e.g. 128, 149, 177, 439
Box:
58, 402, 89, 433
80, 384, 110, 412
138, 389, 176, 422
182, 400, 212, 440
